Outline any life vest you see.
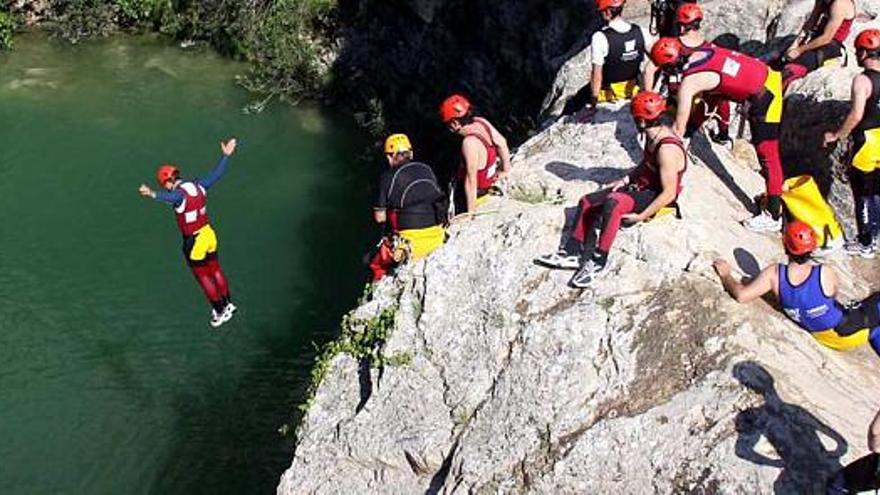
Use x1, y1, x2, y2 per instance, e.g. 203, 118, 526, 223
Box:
682, 46, 769, 103
601, 23, 646, 86
814, 0, 855, 44
458, 117, 500, 191
632, 135, 687, 197
668, 39, 712, 93
174, 181, 210, 236
778, 264, 845, 332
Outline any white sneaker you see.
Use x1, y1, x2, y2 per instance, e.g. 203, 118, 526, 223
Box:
222, 302, 238, 321
210, 309, 231, 328
535, 250, 581, 270
845, 241, 876, 259
743, 211, 782, 233
813, 237, 844, 258
569, 259, 608, 288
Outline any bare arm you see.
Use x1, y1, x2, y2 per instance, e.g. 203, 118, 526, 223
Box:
487, 123, 512, 176
826, 75, 872, 147
633, 144, 685, 220
797, 0, 849, 52
793, 2, 826, 48
869, 408, 880, 452
715, 262, 777, 303
590, 64, 603, 108
643, 59, 659, 93
462, 138, 482, 213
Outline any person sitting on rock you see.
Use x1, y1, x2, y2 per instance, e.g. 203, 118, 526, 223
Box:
783, 0, 856, 91
650, 37, 786, 233
827, 406, 880, 493
440, 94, 511, 216
643, 2, 732, 144
369, 134, 448, 281
713, 221, 880, 355
580, 0, 653, 118
535, 91, 687, 288
823, 29, 880, 259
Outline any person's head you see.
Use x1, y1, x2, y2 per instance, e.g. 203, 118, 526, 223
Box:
650, 37, 686, 75
439, 94, 475, 134
383, 133, 413, 167
676, 3, 703, 35
630, 91, 667, 131
855, 28, 880, 67
783, 221, 817, 263
155, 164, 180, 191
597, 0, 624, 22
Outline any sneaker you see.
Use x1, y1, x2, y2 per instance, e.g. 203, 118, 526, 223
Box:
210, 309, 231, 329
222, 302, 238, 321
709, 129, 732, 146
535, 250, 581, 270
569, 259, 607, 289
845, 241, 876, 259
743, 211, 782, 233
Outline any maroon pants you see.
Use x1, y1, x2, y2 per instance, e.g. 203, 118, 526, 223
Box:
190, 256, 230, 307
571, 188, 657, 254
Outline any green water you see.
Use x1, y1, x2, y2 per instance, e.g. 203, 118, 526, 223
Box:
0, 32, 372, 493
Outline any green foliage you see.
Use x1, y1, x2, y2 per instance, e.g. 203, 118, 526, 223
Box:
0, 11, 14, 51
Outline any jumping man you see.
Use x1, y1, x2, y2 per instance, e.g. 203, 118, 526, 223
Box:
138, 138, 238, 328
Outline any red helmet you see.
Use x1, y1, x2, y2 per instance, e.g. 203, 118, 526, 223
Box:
439, 94, 472, 123
156, 164, 180, 186
783, 221, 817, 256
597, 0, 625, 11
651, 37, 684, 68
855, 28, 880, 51
630, 91, 667, 121
676, 3, 703, 25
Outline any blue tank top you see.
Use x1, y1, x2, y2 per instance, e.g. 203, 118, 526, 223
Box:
778, 264, 844, 332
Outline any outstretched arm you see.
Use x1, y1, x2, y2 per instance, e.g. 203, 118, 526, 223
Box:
138, 184, 183, 206
198, 138, 237, 190
714, 261, 777, 303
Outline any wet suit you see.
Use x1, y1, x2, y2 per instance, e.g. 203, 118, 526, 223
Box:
849, 69, 880, 248
153, 155, 231, 313
569, 135, 686, 266
371, 160, 447, 281
669, 40, 732, 138
783, 0, 854, 90
778, 264, 880, 354
827, 453, 880, 494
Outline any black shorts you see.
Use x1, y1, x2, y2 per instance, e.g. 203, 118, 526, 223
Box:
791, 42, 844, 72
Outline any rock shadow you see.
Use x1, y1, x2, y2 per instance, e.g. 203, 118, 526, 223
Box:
690, 132, 756, 213
544, 161, 627, 184
733, 361, 847, 494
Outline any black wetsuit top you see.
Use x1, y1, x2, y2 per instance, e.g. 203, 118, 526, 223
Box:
856, 70, 880, 138
376, 161, 446, 231
602, 24, 646, 86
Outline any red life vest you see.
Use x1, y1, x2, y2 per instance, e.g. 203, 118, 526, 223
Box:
668, 39, 712, 93
683, 46, 768, 103
173, 181, 210, 236
816, 0, 855, 43
458, 117, 500, 191
632, 135, 687, 197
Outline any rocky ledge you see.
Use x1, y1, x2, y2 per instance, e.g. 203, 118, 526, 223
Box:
279, 1, 880, 492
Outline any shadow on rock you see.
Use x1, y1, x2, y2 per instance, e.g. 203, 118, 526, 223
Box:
690, 132, 755, 213
544, 161, 627, 184
733, 361, 847, 493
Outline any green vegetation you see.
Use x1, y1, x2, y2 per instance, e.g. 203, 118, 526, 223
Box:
5, 1, 336, 98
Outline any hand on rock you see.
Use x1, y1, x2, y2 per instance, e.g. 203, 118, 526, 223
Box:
822, 132, 839, 149
713, 259, 732, 278
621, 213, 643, 225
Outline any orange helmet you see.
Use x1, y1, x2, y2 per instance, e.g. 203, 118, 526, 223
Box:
439, 94, 471, 123
631, 91, 667, 121
156, 164, 180, 186
855, 28, 880, 52
783, 221, 817, 256
597, 0, 625, 11
650, 37, 684, 68
677, 3, 703, 26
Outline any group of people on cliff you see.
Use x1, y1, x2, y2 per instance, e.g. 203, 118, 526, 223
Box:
366, 0, 880, 489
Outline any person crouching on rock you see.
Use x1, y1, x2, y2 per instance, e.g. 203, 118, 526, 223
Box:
440, 94, 511, 217
535, 91, 687, 289
713, 221, 880, 355
824, 29, 880, 259
782, 0, 855, 91
650, 36, 786, 233
138, 138, 237, 329
369, 134, 448, 281
642, 2, 732, 144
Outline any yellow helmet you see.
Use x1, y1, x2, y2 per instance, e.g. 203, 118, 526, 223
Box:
384, 133, 413, 154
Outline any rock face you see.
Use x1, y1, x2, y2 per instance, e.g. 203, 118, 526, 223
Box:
280, 3, 880, 494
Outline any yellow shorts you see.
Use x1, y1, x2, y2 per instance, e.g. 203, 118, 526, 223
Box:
598, 80, 640, 103
811, 328, 869, 350
184, 225, 218, 263
398, 225, 445, 260
853, 128, 880, 173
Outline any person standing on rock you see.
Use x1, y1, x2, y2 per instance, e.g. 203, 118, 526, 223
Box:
650, 37, 786, 233
440, 94, 511, 216
535, 91, 687, 288
782, 0, 856, 91
713, 221, 880, 354
823, 29, 880, 259
578, 0, 653, 119
826, 407, 880, 493
369, 134, 448, 281
138, 138, 238, 328
643, 2, 732, 144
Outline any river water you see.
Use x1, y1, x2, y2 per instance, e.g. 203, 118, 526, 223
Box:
0, 32, 372, 493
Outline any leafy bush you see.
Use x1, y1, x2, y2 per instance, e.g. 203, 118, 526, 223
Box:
0, 11, 14, 50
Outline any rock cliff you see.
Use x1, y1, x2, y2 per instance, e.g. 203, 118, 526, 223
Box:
280, 1, 880, 492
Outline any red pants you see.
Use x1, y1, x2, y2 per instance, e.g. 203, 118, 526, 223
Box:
369, 240, 396, 282
190, 255, 230, 308
571, 188, 657, 255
